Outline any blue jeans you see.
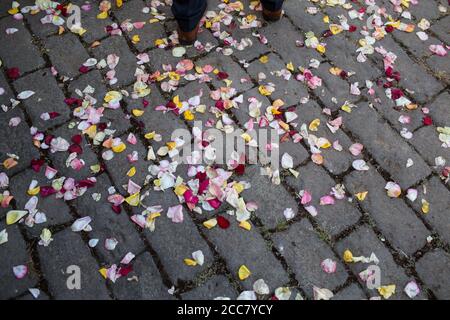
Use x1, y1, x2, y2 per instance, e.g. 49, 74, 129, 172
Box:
172, 0, 284, 32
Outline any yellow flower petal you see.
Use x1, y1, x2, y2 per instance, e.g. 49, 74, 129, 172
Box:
174, 184, 189, 196
309, 118, 321, 131
355, 191, 368, 201
6, 210, 28, 225
27, 186, 41, 196
316, 44, 326, 54
8, 8, 19, 15
286, 62, 294, 72
238, 265, 251, 280
144, 131, 156, 140
233, 182, 244, 194
132, 109, 144, 117
127, 166, 136, 177
166, 141, 177, 150
184, 109, 194, 121
97, 11, 109, 19
112, 143, 126, 153
239, 220, 252, 231
125, 192, 140, 206
421, 199, 429, 214
378, 285, 396, 299
203, 218, 217, 229
99, 268, 107, 279
132, 35, 140, 44
343, 249, 354, 263
341, 103, 352, 113
116, 0, 123, 8
259, 55, 269, 64
3, 158, 18, 170
184, 258, 198, 266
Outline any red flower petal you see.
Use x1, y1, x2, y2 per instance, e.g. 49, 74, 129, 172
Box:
349, 25, 357, 32
40, 186, 57, 197
216, 215, 230, 229
112, 205, 121, 214
79, 66, 90, 74
215, 100, 225, 111
385, 25, 394, 33
234, 164, 245, 176
6, 67, 20, 80
68, 143, 83, 154
31, 159, 45, 172
423, 116, 433, 126
217, 72, 229, 80
118, 265, 133, 276
71, 134, 82, 145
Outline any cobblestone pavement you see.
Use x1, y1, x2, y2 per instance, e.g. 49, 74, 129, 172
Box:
0, 0, 449, 300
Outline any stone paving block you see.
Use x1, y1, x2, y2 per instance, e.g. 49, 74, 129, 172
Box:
72, 174, 145, 263
0, 107, 40, 177
335, 226, 425, 300
231, 86, 267, 126
146, 47, 184, 75
344, 167, 429, 255
113, 0, 166, 52
409, 0, 447, 22
391, 31, 442, 60
205, 218, 290, 291
0, 17, 45, 74
230, 28, 270, 62
123, 84, 189, 151
332, 283, 367, 300
426, 91, 450, 129
285, 162, 362, 236
37, 228, 111, 299
340, 103, 431, 189
68, 70, 131, 134
71, 0, 114, 44
240, 165, 299, 229
104, 133, 151, 191
370, 85, 424, 134
247, 53, 309, 106
430, 16, 450, 44
408, 176, 450, 245
415, 249, 450, 299
8, 169, 73, 237
26, 9, 58, 38
426, 54, 450, 84
272, 219, 349, 294
13, 69, 71, 130
44, 33, 90, 78
47, 125, 99, 180
0, 221, 39, 299
195, 51, 254, 93
284, 0, 329, 35
262, 17, 323, 67
91, 35, 138, 87
313, 62, 359, 111
230, 86, 310, 168
296, 101, 354, 174
139, 190, 214, 284
182, 275, 238, 300
0, 71, 13, 106
410, 125, 450, 172
111, 252, 174, 299
373, 35, 443, 104
172, 80, 217, 124
324, 36, 381, 84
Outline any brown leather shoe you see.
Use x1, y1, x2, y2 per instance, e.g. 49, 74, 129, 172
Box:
262, 8, 282, 21
178, 24, 200, 46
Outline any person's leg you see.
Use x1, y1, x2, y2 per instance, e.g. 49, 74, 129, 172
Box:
260, 0, 284, 21
172, 0, 207, 44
